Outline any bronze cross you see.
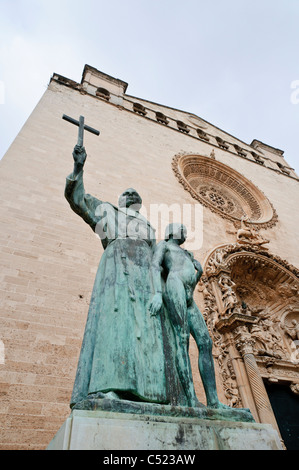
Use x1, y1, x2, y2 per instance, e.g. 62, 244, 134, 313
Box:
62, 114, 100, 146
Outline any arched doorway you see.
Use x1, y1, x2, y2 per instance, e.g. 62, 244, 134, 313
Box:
200, 243, 299, 448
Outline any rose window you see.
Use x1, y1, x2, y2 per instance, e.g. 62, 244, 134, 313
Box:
172, 154, 277, 228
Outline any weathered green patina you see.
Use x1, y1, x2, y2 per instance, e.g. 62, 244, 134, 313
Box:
65, 141, 251, 418
65, 145, 184, 407
149, 223, 234, 410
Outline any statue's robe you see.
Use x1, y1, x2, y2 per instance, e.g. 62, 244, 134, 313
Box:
65, 171, 169, 406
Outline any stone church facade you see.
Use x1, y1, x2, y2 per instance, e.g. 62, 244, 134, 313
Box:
0, 64, 298, 449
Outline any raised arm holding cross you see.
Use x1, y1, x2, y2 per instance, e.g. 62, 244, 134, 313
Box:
62, 114, 100, 177
63, 110, 173, 409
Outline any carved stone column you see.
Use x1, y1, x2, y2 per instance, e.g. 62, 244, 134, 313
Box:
216, 314, 280, 434
234, 325, 280, 433
216, 318, 257, 414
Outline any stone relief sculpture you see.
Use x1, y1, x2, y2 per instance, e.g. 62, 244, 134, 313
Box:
282, 318, 299, 341
206, 250, 224, 275
218, 274, 238, 316
281, 311, 299, 364
237, 215, 269, 248
250, 310, 286, 359
200, 242, 299, 417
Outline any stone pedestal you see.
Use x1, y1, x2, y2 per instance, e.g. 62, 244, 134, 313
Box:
47, 398, 283, 450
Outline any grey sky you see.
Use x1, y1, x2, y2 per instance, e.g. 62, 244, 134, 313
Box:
1, 0, 299, 173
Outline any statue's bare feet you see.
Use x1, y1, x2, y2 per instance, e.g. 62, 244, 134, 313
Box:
187, 396, 204, 408
208, 399, 232, 410
103, 391, 120, 400
90, 391, 120, 400
208, 400, 252, 416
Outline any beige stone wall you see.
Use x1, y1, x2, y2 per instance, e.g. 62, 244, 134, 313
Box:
0, 68, 298, 449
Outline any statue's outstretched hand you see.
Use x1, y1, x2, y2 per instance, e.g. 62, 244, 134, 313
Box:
148, 293, 163, 316
72, 145, 87, 174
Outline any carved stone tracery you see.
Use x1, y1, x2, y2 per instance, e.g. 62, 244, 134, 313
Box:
172, 153, 278, 229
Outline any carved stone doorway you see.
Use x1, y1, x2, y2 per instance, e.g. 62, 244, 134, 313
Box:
200, 243, 299, 446
265, 382, 299, 450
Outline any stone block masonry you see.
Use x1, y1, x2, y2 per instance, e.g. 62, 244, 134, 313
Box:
0, 65, 298, 449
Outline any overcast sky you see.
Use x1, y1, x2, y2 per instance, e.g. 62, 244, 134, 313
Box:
1, 0, 299, 173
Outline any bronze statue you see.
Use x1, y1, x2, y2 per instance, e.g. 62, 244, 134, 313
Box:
65, 144, 168, 406
149, 223, 231, 409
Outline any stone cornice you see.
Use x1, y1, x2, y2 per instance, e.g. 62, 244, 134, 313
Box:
49, 71, 299, 182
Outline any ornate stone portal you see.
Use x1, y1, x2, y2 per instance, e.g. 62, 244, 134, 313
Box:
172, 152, 299, 445
200, 242, 299, 439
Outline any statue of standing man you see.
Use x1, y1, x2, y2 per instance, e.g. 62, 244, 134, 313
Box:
149, 223, 231, 410
65, 144, 168, 406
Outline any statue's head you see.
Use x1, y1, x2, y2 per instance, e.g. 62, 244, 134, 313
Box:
118, 188, 142, 211
165, 223, 187, 245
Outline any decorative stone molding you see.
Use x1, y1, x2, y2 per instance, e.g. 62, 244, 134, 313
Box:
205, 243, 299, 279
172, 153, 278, 229
236, 215, 270, 248
216, 313, 258, 336
290, 383, 299, 395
